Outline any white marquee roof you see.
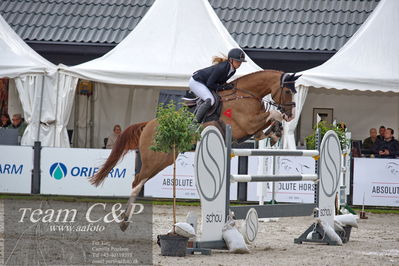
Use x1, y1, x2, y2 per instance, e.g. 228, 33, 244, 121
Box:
62, 0, 261, 87
0, 15, 55, 78
298, 0, 399, 93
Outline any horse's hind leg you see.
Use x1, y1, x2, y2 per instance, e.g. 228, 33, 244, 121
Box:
119, 151, 175, 232
119, 119, 176, 231
119, 173, 148, 231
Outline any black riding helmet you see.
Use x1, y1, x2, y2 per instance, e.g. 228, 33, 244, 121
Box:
228, 48, 247, 62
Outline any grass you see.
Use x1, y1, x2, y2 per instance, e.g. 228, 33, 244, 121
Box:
0, 194, 128, 203
1, 194, 398, 214
0, 194, 199, 206
352, 208, 399, 214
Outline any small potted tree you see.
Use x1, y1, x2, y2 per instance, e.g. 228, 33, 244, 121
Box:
305, 121, 349, 150
152, 102, 201, 256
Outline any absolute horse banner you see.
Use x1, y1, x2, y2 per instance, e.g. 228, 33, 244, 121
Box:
353, 158, 399, 207
144, 152, 239, 200
246, 156, 316, 203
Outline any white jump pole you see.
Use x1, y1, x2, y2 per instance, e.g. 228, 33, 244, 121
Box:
231, 174, 319, 182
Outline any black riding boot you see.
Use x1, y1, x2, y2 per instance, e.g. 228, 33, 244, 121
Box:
196, 99, 212, 123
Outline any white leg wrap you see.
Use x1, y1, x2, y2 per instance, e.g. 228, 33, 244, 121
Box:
125, 179, 147, 220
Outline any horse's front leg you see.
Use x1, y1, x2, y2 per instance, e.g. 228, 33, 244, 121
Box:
250, 110, 284, 143
254, 122, 281, 146
253, 120, 273, 141
264, 120, 283, 146
267, 110, 284, 123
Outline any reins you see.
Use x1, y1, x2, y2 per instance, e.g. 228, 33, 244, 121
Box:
220, 79, 296, 114
219, 79, 262, 104
220, 88, 262, 103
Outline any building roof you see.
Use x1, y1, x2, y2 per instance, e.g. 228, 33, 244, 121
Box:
0, 0, 379, 51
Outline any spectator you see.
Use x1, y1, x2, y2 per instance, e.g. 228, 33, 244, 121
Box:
375, 128, 399, 158
10, 113, 27, 137
106, 124, 122, 149
362, 128, 380, 151
377, 126, 385, 140
337, 122, 347, 132
0, 113, 11, 128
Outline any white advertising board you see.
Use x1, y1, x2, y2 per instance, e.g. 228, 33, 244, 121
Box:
41, 147, 135, 196
0, 145, 33, 193
353, 158, 399, 207
247, 156, 316, 203
144, 152, 238, 200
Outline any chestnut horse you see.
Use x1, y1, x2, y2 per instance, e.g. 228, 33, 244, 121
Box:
90, 70, 300, 231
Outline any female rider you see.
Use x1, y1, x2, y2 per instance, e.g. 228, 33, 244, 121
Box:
188, 48, 246, 122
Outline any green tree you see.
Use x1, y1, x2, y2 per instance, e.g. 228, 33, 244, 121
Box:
151, 102, 201, 228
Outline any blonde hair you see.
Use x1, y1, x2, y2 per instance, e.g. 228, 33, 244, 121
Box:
212, 54, 228, 64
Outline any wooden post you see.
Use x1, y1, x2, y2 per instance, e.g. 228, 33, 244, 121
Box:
172, 144, 177, 230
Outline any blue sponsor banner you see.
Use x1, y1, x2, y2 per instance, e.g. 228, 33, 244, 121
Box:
41, 148, 135, 196
0, 145, 33, 193
48, 162, 127, 180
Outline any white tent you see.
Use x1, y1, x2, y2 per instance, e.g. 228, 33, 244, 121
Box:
61, 0, 261, 148
284, 0, 399, 148
0, 14, 60, 146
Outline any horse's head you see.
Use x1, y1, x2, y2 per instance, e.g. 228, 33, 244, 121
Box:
271, 72, 301, 122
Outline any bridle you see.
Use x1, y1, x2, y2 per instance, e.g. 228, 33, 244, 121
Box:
271, 79, 296, 114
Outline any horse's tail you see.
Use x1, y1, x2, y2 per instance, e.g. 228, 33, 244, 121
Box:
90, 121, 148, 187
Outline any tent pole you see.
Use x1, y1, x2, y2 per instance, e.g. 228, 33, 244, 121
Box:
36, 75, 45, 142
73, 89, 80, 147
90, 86, 95, 148
53, 73, 60, 147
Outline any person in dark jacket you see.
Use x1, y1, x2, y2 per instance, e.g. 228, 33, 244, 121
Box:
188, 48, 247, 122
362, 128, 380, 151
375, 128, 399, 158
0, 113, 11, 128
377, 125, 385, 140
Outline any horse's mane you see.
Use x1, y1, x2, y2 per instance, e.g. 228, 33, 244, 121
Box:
231, 69, 282, 84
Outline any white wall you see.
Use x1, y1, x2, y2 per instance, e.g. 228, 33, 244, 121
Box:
70, 83, 162, 148
299, 88, 399, 142
68, 84, 188, 148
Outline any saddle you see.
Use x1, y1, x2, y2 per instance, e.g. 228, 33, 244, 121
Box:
183, 90, 223, 123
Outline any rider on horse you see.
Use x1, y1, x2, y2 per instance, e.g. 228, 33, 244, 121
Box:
188, 48, 247, 123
